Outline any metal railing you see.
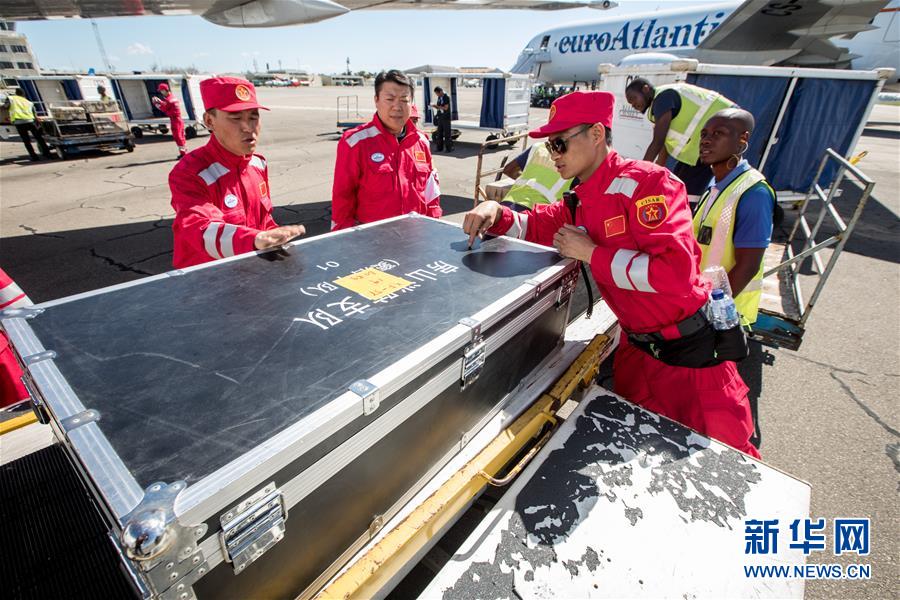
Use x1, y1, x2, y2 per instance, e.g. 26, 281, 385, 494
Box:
765, 148, 875, 326
473, 132, 529, 205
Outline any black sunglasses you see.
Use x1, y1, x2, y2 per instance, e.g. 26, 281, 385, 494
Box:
545, 125, 592, 155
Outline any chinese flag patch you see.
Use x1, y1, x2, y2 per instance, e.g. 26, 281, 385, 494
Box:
259, 181, 268, 197
604, 215, 626, 238
636, 195, 668, 229
414, 150, 426, 162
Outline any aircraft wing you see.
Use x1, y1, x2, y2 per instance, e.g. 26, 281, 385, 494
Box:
694, 0, 889, 67
0, 0, 619, 27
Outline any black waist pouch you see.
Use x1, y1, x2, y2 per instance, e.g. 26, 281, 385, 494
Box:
628, 324, 720, 368
714, 324, 750, 362
628, 321, 750, 368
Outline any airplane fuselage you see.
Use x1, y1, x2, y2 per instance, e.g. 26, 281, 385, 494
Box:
514, 1, 900, 83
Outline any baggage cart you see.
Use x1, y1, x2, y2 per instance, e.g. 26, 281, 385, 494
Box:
594, 59, 892, 198
37, 99, 134, 157
109, 73, 211, 139
418, 71, 533, 144
1, 214, 581, 600
336, 95, 366, 130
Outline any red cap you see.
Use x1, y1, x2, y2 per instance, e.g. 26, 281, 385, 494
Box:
410, 104, 419, 119
157, 83, 170, 92
529, 91, 615, 138
200, 77, 269, 113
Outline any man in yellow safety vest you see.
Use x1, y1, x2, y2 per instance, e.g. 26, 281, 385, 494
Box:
501, 142, 574, 211
3, 89, 50, 161
693, 108, 775, 327
625, 78, 735, 200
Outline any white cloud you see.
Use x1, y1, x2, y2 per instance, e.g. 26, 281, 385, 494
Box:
127, 43, 154, 55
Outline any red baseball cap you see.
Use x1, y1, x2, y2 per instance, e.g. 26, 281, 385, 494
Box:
529, 91, 615, 138
157, 83, 170, 92
200, 77, 269, 113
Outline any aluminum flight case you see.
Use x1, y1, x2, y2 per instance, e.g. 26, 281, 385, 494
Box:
1, 215, 580, 600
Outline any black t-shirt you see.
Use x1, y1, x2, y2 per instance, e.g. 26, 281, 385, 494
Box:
435, 94, 450, 118
651, 88, 682, 121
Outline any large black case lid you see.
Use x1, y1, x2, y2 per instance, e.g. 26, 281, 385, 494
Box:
13, 217, 568, 493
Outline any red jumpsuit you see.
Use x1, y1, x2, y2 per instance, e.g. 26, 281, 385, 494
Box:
489, 150, 759, 458
331, 115, 441, 230
169, 134, 279, 269
0, 268, 30, 407
154, 93, 187, 154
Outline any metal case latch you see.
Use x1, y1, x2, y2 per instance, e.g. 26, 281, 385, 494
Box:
350, 379, 381, 415
220, 482, 287, 574
459, 318, 486, 390
556, 269, 579, 309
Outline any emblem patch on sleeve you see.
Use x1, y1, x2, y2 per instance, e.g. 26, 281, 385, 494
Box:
259, 181, 268, 197
604, 215, 626, 238
636, 195, 668, 229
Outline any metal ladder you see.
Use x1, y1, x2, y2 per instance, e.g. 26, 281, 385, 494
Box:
752, 148, 876, 350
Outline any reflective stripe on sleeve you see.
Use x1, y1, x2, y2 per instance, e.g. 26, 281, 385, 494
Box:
198, 162, 229, 186
627, 253, 657, 293
611, 248, 638, 291
507, 211, 528, 240
605, 177, 638, 198
249, 156, 266, 171
424, 170, 441, 202
203, 222, 224, 259
219, 224, 237, 257
346, 126, 380, 148
0, 281, 31, 310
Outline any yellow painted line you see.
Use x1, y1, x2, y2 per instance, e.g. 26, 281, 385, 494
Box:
0, 411, 38, 436
317, 333, 610, 600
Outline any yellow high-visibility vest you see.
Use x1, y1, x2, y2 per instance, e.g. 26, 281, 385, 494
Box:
504, 144, 572, 209
648, 83, 735, 166
8, 95, 35, 123
693, 167, 773, 326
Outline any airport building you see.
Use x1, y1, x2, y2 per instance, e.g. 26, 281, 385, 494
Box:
0, 21, 39, 77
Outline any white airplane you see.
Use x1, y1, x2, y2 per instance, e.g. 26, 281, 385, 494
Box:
513, 0, 900, 83
0, 0, 619, 28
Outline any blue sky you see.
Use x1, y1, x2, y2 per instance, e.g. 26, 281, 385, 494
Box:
18, 1, 676, 74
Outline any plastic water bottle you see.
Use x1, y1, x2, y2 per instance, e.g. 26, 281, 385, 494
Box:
709, 289, 740, 330
703, 265, 733, 297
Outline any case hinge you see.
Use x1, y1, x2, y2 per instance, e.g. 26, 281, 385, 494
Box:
219, 482, 287, 575
120, 481, 208, 600
459, 317, 486, 390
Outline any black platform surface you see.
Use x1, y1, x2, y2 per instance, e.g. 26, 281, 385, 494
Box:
26, 217, 565, 488
0, 444, 138, 599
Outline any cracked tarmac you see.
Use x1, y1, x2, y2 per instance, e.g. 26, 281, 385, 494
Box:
0, 88, 897, 600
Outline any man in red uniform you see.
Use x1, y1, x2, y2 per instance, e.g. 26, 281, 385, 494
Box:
0, 268, 31, 407
152, 82, 188, 159
331, 70, 441, 230
463, 91, 759, 458
169, 77, 305, 269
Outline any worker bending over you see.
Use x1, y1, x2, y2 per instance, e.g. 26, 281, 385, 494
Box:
463, 91, 759, 458
501, 142, 573, 212
169, 77, 304, 269
625, 78, 735, 201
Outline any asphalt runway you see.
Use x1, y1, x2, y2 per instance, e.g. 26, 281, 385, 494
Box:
1, 86, 897, 599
